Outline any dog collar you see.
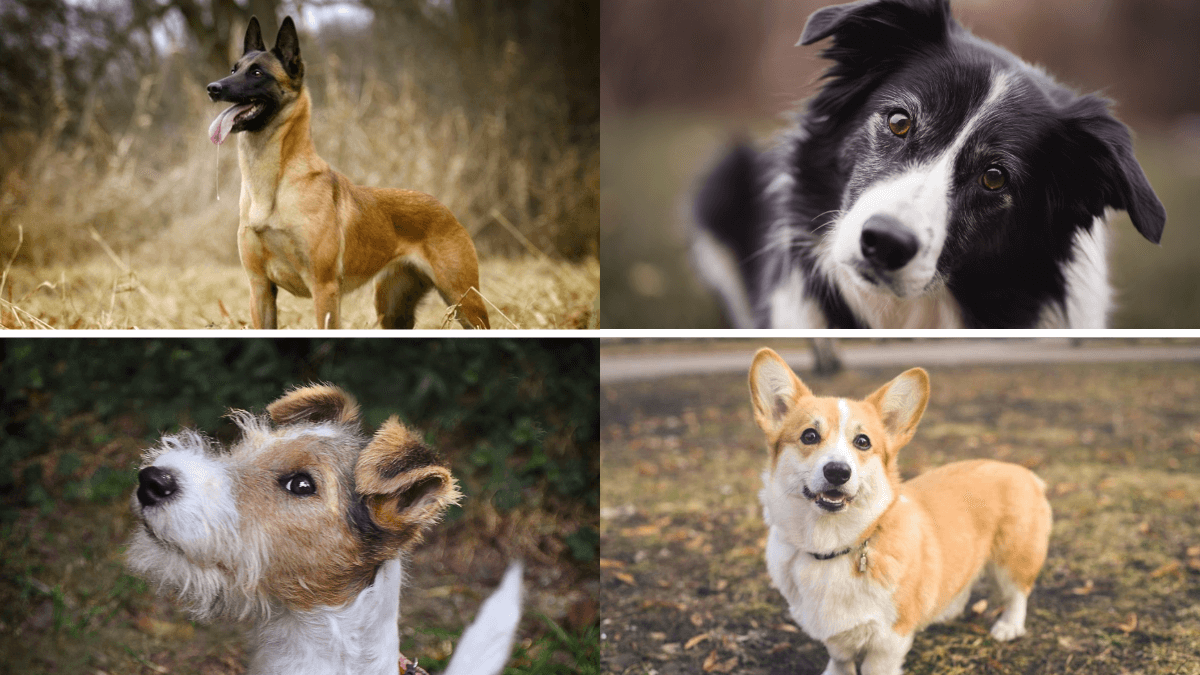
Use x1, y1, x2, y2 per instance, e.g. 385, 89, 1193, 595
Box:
810, 537, 871, 572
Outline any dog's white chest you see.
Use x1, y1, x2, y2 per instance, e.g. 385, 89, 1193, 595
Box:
765, 525, 896, 643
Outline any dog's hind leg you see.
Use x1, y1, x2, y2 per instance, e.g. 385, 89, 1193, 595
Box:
424, 234, 490, 329
375, 262, 433, 329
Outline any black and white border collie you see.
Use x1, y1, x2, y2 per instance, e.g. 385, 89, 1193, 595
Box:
692, 0, 1166, 329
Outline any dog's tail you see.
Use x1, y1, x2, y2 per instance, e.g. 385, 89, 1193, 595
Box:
690, 141, 765, 329
442, 562, 524, 675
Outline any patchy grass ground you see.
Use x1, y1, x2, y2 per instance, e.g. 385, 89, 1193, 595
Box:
0, 413, 599, 675
0, 256, 598, 330
600, 361, 1200, 674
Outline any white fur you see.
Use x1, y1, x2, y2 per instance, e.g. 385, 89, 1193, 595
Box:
444, 562, 525, 675
769, 268, 829, 328
692, 226, 756, 328
250, 558, 405, 675
1038, 216, 1112, 328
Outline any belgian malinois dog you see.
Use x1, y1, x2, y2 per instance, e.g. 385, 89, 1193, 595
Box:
206, 16, 489, 329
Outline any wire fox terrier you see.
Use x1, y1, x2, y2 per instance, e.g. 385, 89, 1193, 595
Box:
127, 384, 522, 675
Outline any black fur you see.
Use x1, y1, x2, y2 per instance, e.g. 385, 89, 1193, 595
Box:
692, 0, 1166, 328
205, 15, 305, 135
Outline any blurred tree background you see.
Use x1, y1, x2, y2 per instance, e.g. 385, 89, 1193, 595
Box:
0, 338, 599, 673
0, 0, 599, 329
600, 0, 1200, 328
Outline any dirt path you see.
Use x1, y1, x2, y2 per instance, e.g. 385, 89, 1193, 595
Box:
601, 339, 1200, 383
601, 355, 1200, 675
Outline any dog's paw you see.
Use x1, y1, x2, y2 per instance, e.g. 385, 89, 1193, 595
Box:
990, 618, 1026, 641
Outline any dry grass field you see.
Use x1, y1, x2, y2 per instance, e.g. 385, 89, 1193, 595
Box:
1, 256, 598, 330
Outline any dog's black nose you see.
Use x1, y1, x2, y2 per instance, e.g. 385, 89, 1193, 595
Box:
823, 462, 851, 486
206, 82, 224, 99
860, 214, 918, 271
137, 466, 179, 507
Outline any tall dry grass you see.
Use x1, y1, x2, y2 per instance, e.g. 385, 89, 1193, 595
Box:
0, 34, 598, 329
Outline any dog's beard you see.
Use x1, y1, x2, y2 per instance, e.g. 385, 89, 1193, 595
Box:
126, 525, 270, 622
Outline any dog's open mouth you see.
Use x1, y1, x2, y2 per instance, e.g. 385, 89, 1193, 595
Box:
208, 101, 265, 145
802, 486, 853, 512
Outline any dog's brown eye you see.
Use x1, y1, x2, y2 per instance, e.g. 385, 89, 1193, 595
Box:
282, 473, 316, 496
251, 68, 262, 77
980, 166, 1007, 191
887, 110, 912, 137
854, 434, 871, 450
801, 428, 820, 445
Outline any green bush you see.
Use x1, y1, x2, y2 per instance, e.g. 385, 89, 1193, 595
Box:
0, 338, 598, 513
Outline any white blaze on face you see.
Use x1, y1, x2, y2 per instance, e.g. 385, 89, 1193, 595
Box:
828, 72, 1014, 298
140, 442, 241, 562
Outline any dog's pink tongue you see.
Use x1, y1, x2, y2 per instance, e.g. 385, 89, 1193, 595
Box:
208, 104, 249, 145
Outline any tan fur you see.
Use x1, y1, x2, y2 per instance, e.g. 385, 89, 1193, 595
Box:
750, 348, 1052, 643
232, 53, 488, 330
267, 384, 361, 426
867, 460, 1051, 633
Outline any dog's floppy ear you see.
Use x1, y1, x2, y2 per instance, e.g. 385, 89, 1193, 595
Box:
243, 16, 266, 54
865, 368, 929, 447
1054, 97, 1166, 244
749, 348, 813, 436
272, 16, 305, 81
799, 0, 950, 47
355, 417, 461, 545
267, 384, 361, 425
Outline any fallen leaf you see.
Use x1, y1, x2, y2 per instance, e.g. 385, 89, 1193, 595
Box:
599, 558, 626, 570
1137, 522, 1151, 535
1187, 545, 1200, 558
702, 650, 720, 672
971, 599, 988, 614
1071, 579, 1094, 595
661, 643, 680, 655
649, 632, 667, 641
684, 633, 710, 650
1149, 561, 1181, 578
775, 623, 799, 633
690, 612, 705, 627
714, 657, 738, 673
614, 572, 636, 586
769, 642, 792, 654
1116, 613, 1138, 633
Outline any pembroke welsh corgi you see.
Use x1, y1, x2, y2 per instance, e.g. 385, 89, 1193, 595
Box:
749, 349, 1052, 674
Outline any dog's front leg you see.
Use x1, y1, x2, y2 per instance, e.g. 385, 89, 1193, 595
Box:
248, 275, 278, 329
312, 280, 341, 329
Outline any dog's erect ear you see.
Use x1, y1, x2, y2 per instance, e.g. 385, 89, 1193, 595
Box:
356, 417, 461, 545
267, 384, 361, 426
272, 16, 304, 80
244, 16, 266, 54
865, 368, 929, 447
749, 349, 813, 436
1053, 97, 1166, 244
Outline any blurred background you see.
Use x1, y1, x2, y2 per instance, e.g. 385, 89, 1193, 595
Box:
0, 0, 599, 329
0, 338, 599, 674
601, 338, 1200, 673
600, 0, 1200, 328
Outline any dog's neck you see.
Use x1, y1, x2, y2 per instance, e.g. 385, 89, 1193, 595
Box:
235, 89, 323, 227
248, 557, 403, 675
